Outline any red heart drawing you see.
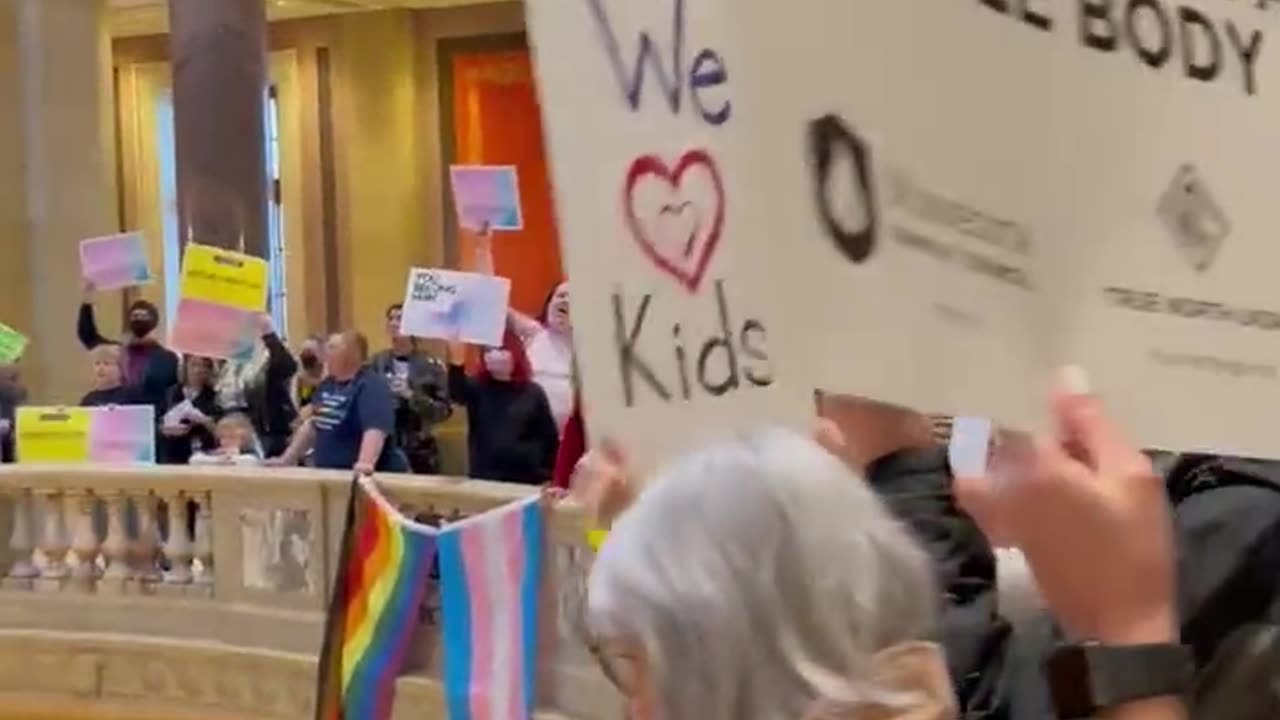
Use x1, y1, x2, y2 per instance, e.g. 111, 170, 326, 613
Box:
624, 150, 725, 293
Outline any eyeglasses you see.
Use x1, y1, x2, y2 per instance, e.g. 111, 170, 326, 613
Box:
563, 548, 639, 696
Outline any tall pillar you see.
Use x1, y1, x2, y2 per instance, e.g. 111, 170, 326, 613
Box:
0, 0, 117, 403
167, 0, 269, 257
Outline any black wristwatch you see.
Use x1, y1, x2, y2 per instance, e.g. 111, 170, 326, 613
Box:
1045, 641, 1195, 718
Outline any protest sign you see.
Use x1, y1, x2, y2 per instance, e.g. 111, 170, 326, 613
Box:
737, 1, 1280, 456
400, 269, 510, 346
89, 405, 156, 463
0, 323, 27, 364
16, 407, 92, 463
17, 406, 156, 464
525, 0, 812, 466
79, 232, 152, 290
449, 165, 524, 231
170, 244, 268, 361
529, 0, 1280, 459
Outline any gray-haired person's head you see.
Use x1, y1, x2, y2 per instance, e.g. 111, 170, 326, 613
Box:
586, 428, 952, 720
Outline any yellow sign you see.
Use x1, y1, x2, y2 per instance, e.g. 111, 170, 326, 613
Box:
16, 407, 91, 463
178, 244, 268, 312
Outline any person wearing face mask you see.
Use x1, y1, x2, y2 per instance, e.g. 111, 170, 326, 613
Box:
466, 224, 575, 435
447, 325, 559, 485
0, 363, 27, 463
78, 282, 179, 411
269, 331, 408, 474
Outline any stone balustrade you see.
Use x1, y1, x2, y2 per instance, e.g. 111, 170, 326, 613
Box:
0, 465, 616, 720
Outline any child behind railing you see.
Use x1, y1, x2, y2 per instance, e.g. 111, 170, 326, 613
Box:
189, 412, 263, 466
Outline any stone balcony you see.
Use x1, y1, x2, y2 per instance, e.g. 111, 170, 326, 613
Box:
0, 465, 617, 720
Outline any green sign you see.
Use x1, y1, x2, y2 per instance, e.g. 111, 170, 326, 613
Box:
0, 323, 28, 364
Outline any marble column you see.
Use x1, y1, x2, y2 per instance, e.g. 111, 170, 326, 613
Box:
167, 0, 270, 257
0, 0, 117, 403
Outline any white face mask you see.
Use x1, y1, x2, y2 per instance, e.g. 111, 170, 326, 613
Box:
484, 349, 514, 379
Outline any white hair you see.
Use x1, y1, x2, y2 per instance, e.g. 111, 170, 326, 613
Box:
587, 428, 938, 720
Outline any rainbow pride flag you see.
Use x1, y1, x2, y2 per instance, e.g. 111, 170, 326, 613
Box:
439, 495, 545, 720
315, 475, 438, 720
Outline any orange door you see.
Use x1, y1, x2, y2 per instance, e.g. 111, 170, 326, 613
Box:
451, 48, 564, 317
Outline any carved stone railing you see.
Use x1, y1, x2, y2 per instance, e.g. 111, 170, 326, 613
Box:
0, 465, 616, 720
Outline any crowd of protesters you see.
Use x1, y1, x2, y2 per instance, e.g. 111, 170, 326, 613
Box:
1, 224, 1277, 719
0, 246, 570, 484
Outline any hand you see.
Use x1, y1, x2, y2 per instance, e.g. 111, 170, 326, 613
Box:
81, 280, 96, 302
263, 456, 289, 468
353, 461, 375, 477
256, 313, 275, 336
954, 366, 1176, 645
161, 424, 191, 437
571, 439, 636, 531
462, 220, 493, 242
0, 419, 10, 437
540, 485, 570, 507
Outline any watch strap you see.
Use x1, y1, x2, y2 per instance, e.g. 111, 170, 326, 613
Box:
1048, 642, 1195, 718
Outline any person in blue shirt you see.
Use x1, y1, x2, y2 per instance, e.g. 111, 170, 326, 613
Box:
269, 331, 409, 474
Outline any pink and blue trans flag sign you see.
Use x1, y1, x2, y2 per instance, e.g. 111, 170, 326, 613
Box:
79, 232, 153, 291
449, 165, 524, 231
438, 496, 544, 720
89, 405, 156, 463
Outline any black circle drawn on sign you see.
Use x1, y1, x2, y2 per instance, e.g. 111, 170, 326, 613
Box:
807, 113, 877, 265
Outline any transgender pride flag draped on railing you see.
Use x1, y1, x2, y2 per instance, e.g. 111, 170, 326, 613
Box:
439, 495, 545, 720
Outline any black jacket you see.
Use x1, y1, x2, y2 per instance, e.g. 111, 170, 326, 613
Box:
448, 364, 559, 484
368, 349, 451, 474
239, 332, 298, 456
864, 447, 1012, 718
0, 386, 23, 463
76, 303, 178, 410
80, 385, 143, 407
158, 384, 221, 464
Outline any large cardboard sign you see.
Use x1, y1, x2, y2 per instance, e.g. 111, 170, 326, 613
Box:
525, 0, 811, 466
530, 0, 1280, 459
170, 244, 268, 361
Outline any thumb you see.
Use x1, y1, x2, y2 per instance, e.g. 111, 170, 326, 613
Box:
600, 436, 628, 468
1051, 365, 1128, 472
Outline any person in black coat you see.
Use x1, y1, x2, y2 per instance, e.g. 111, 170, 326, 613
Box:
158, 355, 221, 464
0, 363, 26, 463
214, 315, 298, 458
77, 283, 179, 411
80, 345, 142, 407
448, 326, 559, 485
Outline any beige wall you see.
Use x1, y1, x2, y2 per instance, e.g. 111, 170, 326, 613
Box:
111, 2, 527, 351
1, 0, 118, 403
330, 10, 429, 340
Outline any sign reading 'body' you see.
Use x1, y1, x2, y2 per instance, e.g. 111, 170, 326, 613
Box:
982, 0, 1265, 95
